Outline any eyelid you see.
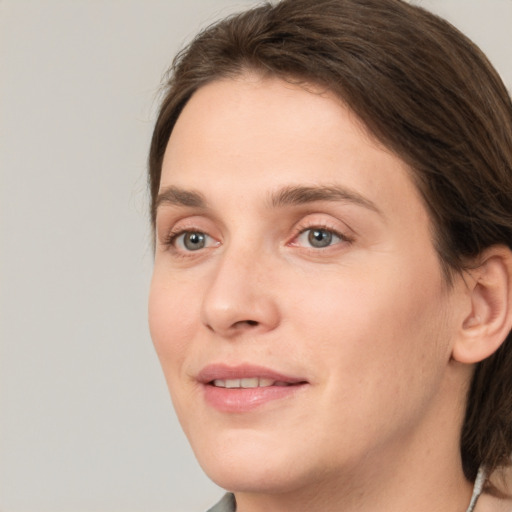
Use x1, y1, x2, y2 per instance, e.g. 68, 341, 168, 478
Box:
288, 216, 355, 247
156, 211, 214, 236
290, 226, 351, 249
164, 228, 219, 249
172, 230, 219, 251
156, 215, 221, 254
157, 214, 354, 255
296, 228, 342, 247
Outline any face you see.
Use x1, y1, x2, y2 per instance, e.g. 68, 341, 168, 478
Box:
149, 75, 466, 496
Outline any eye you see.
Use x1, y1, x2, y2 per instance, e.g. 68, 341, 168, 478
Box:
173, 231, 213, 251
296, 228, 344, 248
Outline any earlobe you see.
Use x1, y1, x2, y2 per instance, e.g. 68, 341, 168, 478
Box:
452, 246, 512, 364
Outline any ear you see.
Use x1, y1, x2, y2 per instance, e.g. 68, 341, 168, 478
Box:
452, 245, 512, 364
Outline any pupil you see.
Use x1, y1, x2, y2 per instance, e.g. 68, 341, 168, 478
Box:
308, 229, 332, 248
185, 232, 205, 250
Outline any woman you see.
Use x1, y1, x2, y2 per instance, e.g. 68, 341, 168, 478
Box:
147, 0, 512, 510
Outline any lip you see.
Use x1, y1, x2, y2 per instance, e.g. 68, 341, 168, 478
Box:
197, 363, 306, 384
198, 364, 308, 413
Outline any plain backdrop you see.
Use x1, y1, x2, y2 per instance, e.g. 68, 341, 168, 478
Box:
1, 1, 511, 511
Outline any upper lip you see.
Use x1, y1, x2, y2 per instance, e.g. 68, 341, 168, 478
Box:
197, 363, 307, 385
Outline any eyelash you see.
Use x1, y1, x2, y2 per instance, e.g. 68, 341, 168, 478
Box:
291, 223, 353, 249
161, 223, 353, 254
162, 229, 214, 251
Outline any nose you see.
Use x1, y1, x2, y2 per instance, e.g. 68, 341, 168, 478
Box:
200, 246, 280, 338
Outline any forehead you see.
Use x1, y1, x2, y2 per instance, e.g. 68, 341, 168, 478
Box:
165, 75, 376, 167
160, 75, 426, 226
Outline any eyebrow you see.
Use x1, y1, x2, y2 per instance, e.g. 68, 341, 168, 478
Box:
155, 186, 208, 211
269, 185, 381, 214
154, 184, 381, 215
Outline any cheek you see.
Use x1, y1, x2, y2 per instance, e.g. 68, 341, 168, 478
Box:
287, 267, 453, 454
289, 256, 451, 386
148, 276, 197, 370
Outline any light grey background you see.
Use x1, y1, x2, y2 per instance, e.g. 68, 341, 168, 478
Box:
0, 1, 510, 511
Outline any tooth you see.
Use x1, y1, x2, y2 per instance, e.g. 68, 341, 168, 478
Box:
241, 378, 259, 388
225, 379, 241, 388
212, 377, 287, 388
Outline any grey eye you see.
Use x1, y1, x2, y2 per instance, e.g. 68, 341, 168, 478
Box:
307, 229, 334, 248
181, 232, 207, 251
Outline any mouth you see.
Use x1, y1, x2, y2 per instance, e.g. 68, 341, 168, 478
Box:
210, 377, 296, 388
198, 364, 308, 412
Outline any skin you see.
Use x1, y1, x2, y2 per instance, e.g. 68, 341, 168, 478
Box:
149, 74, 480, 512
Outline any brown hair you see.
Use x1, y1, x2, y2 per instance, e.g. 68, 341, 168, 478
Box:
148, 0, 512, 482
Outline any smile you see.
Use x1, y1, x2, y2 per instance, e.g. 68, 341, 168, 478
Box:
211, 378, 293, 388
198, 364, 308, 412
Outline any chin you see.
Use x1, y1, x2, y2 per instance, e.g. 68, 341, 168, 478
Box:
202, 459, 307, 495
190, 430, 313, 494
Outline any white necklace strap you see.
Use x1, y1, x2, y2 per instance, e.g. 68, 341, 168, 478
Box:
466, 466, 486, 512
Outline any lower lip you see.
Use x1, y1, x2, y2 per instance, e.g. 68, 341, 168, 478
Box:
203, 383, 306, 413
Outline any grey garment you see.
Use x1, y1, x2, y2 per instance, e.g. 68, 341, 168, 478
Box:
206, 493, 235, 512
206, 468, 485, 512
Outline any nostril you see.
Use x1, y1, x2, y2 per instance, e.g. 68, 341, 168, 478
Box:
204, 319, 259, 334
234, 320, 258, 327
